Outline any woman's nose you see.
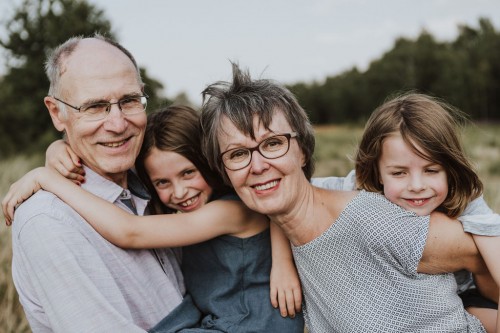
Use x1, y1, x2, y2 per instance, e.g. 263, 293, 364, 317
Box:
249, 150, 270, 174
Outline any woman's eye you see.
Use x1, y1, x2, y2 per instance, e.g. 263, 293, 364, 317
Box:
262, 138, 285, 150
229, 149, 249, 160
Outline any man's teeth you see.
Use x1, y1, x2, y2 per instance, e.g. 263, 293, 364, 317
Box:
255, 180, 278, 191
103, 141, 125, 147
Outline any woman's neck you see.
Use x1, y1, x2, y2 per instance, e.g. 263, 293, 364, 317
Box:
270, 183, 335, 246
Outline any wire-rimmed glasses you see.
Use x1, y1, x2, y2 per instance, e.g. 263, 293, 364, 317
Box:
52, 94, 148, 121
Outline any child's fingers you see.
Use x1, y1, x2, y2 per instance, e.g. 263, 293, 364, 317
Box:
2, 189, 14, 225
284, 289, 297, 318
277, 287, 303, 318
45, 139, 85, 181
277, 289, 290, 317
270, 286, 279, 309
61, 160, 84, 175
60, 154, 84, 176
64, 149, 86, 182
67, 147, 81, 168
2, 182, 22, 225
63, 168, 85, 184
55, 161, 85, 183
293, 288, 302, 312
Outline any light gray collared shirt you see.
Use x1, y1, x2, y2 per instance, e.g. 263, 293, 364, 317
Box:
11, 166, 184, 332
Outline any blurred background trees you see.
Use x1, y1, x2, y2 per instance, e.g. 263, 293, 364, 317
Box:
0, 0, 499, 159
0, 0, 170, 159
288, 17, 500, 125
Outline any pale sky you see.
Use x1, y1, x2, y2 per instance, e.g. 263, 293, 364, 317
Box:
1, 0, 499, 105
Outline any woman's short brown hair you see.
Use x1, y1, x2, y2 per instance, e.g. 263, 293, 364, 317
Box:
200, 62, 315, 185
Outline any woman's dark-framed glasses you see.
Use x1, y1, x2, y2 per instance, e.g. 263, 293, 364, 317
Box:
220, 132, 298, 171
52, 94, 148, 121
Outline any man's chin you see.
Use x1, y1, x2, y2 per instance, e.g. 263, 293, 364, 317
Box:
91, 161, 134, 180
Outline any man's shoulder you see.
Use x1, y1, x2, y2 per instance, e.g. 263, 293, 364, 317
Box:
13, 190, 73, 233
15, 190, 57, 214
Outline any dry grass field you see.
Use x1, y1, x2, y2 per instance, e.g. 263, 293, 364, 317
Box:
1, 154, 44, 333
1, 123, 499, 333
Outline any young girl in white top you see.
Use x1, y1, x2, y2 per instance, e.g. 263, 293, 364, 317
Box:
354, 93, 499, 332
313, 92, 500, 331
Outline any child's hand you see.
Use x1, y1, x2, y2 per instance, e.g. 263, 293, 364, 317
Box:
45, 140, 85, 184
2, 167, 48, 225
270, 260, 303, 318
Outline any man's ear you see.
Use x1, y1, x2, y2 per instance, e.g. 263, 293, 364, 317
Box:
44, 96, 66, 132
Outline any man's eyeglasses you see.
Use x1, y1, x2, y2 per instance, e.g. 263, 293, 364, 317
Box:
220, 132, 298, 171
52, 94, 148, 121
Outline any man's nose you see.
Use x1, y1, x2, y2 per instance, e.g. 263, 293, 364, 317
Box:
103, 104, 127, 133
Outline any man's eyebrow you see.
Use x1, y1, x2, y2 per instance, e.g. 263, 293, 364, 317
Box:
121, 92, 143, 98
80, 97, 108, 106
81, 92, 143, 105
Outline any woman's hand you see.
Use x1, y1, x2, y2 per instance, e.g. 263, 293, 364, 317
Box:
2, 167, 51, 225
46, 140, 85, 184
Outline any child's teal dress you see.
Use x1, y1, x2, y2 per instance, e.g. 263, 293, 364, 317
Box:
149, 196, 304, 333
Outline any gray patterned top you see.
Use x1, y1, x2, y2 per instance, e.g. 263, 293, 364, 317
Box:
292, 190, 485, 333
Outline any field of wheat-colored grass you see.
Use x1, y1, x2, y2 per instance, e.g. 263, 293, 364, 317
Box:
1, 154, 44, 333
1, 124, 499, 333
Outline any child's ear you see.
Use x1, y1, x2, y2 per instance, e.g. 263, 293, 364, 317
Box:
44, 97, 67, 132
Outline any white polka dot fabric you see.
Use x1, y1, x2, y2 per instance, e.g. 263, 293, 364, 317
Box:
293, 191, 485, 333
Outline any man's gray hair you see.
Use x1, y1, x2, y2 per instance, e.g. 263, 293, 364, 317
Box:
45, 33, 143, 98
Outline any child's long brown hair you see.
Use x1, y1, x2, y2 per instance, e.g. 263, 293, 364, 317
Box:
135, 105, 230, 214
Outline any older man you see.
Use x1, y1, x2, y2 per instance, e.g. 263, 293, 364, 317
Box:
11, 35, 184, 332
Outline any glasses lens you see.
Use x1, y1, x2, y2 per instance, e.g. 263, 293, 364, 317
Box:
80, 103, 110, 120
222, 148, 251, 170
259, 135, 289, 159
79, 96, 147, 121
221, 134, 293, 171
119, 96, 147, 115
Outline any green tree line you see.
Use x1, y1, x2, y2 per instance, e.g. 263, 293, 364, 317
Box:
288, 18, 500, 125
0, 0, 498, 159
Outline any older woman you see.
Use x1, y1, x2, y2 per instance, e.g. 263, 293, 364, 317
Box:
199, 63, 490, 332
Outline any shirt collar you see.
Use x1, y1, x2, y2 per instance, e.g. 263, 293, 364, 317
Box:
80, 166, 151, 215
